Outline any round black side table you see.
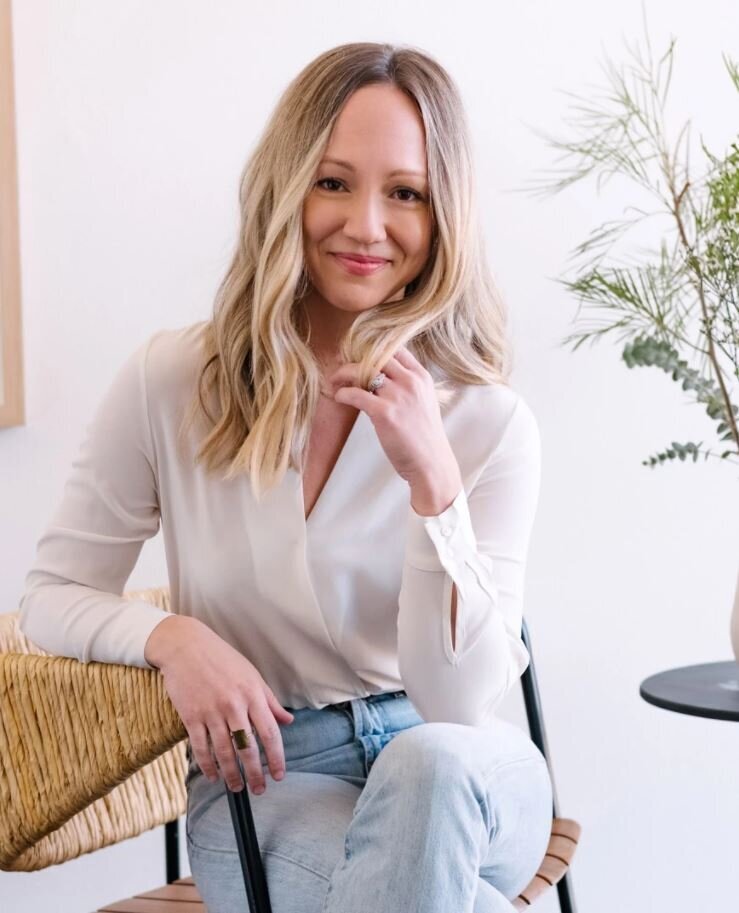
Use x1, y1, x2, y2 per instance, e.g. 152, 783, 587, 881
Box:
639, 661, 739, 721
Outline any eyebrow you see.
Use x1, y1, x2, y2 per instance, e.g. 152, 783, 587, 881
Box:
320, 157, 427, 180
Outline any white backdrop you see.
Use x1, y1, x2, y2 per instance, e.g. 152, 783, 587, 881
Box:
1, 1, 738, 911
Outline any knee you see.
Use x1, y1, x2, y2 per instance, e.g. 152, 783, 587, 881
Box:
374, 722, 476, 786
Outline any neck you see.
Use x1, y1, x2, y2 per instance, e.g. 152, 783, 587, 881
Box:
299, 289, 357, 366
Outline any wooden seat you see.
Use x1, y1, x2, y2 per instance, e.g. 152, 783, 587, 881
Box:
95, 817, 581, 913
97, 876, 207, 912
513, 818, 581, 911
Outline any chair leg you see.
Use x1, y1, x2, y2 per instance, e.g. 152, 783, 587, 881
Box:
557, 873, 578, 913
165, 818, 180, 883
226, 757, 274, 913
520, 617, 579, 913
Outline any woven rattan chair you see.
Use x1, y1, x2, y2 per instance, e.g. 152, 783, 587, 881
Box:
0, 586, 581, 912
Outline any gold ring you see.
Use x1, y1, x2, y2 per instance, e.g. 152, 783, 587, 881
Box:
230, 726, 257, 750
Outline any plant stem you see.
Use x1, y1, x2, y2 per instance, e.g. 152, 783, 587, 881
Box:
670, 179, 739, 450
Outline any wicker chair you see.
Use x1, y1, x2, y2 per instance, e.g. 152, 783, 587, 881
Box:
0, 586, 581, 912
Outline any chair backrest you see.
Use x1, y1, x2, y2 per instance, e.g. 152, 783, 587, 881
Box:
0, 586, 187, 873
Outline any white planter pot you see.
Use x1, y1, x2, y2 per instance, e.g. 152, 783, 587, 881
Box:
731, 564, 739, 663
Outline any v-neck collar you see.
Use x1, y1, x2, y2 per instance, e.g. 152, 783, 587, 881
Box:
297, 407, 373, 528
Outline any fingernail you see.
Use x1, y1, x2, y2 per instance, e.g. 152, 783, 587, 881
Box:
274, 770, 284, 781
254, 784, 265, 795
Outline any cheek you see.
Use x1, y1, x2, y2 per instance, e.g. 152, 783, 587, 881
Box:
402, 214, 432, 253
402, 226, 432, 267
302, 198, 336, 245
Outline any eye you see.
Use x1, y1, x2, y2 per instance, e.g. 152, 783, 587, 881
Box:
395, 187, 425, 202
316, 177, 344, 192
315, 178, 425, 203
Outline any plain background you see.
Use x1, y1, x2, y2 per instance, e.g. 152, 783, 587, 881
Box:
2, 1, 738, 911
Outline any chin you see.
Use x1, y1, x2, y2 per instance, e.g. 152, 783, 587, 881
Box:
324, 288, 392, 310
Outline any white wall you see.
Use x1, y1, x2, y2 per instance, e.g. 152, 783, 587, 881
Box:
2, 1, 738, 911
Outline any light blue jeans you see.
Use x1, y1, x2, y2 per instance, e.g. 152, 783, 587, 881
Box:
185, 690, 553, 913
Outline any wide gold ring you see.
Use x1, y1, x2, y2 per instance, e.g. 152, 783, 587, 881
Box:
230, 726, 257, 750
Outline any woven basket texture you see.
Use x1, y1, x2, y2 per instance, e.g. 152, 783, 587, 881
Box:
0, 586, 188, 872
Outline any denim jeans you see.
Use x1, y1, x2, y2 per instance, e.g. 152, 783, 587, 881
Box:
185, 690, 553, 913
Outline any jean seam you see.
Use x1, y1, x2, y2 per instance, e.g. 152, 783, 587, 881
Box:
479, 756, 550, 841
486, 754, 548, 772
186, 832, 333, 882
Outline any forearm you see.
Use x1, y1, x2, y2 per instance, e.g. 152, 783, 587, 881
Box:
408, 460, 463, 518
144, 613, 203, 670
409, 460, 463, 648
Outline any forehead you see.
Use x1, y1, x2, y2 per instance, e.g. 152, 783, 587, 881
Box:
322, 84, 428, 177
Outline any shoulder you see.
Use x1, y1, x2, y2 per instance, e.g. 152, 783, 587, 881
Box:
139, 319, 210, 405
450, 379, 539, 445
441, 378, 541, 474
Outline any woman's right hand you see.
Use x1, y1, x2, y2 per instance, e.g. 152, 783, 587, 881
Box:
144, 614, 294, 795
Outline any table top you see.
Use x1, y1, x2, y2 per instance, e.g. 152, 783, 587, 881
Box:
639, 661, 739, 722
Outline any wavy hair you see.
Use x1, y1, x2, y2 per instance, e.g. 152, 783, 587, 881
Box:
179, 41, 513, 499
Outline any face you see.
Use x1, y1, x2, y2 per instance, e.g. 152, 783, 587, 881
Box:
301, 84, 433, 337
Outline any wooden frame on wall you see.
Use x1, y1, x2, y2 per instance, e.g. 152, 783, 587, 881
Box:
0, 0, 24, 428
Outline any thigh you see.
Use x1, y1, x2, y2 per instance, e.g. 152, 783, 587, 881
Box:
370, 716, 553, 902
186, 766, 361, 913
473, 720, 553, 900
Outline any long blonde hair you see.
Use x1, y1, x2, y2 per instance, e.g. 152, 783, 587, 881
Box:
179, 41, 513, 499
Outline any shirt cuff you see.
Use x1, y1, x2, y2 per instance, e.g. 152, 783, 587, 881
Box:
405, 485, 479, 573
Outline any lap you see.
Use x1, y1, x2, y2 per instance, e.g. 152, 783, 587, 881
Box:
345, 716, 553, 900
186, 769, 360, 913
185, 714, 552, 909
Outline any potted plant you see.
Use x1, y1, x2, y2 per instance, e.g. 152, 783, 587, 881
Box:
519, 17, 739, 655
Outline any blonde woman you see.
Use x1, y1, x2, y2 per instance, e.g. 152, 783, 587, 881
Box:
19, 42, 552, 913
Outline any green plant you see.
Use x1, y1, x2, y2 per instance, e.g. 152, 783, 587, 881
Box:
520, 10, 738, 469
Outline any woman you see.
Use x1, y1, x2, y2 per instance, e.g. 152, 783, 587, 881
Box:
19, 42, 552, 913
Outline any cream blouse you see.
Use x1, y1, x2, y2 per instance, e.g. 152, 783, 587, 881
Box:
18, 321, 542, 727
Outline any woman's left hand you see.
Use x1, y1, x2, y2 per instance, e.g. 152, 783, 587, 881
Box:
328, 344, 459, 490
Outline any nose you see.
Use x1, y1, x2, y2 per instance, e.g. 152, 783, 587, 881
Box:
342, 191, 388, 245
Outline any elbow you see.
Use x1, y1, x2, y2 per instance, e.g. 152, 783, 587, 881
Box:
400, 640, 526, 729
400, 659, 511, 728
16, 582, 70, 659
17, 586, 48, 652
17, 588, 36, 639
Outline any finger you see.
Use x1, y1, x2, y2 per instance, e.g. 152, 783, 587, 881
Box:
266, 688, 295, 724
225, 710, 268, 796
250, 699, 288, 784
330, 357, 406, 387
189, 725, 220, 783
333, 383, 384, 415
209, 720, 249, 793
327, 363, 359, 388
394, 344, 422, 371
378, 354, 413, 382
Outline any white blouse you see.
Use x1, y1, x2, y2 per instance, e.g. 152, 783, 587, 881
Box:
18, 321, 542, 727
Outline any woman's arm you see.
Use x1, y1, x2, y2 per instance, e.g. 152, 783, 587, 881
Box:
397, 394, 542, 726
18, 333, 172, 669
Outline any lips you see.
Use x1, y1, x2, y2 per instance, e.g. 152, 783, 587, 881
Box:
332, 253, 389, 276
332, 253, 389, 264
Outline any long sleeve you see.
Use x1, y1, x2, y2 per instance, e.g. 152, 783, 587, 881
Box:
396, 394, 542, 727
17, 335, 171, 670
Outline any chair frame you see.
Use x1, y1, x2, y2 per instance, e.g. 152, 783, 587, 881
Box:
160, 617, 578, 913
